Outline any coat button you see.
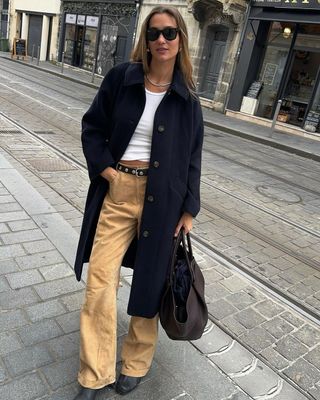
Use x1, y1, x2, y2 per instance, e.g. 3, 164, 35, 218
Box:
143, 230, 149, 238
147, 195, 154, 202
153, 161, 160, 168
158, 125, 165, 133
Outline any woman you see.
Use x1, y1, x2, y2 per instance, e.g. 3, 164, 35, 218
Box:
73, 5, 204, 399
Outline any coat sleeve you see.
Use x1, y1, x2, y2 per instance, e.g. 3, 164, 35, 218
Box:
81, 66, 123, 180
181, 99, 204, 217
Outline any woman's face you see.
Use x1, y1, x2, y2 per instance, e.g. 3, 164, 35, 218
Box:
147, 13, 180, 67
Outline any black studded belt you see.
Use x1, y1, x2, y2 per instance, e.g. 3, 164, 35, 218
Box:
117, 163, 149, 177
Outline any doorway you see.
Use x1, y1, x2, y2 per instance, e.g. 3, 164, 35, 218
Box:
280, 50, 320, 126
199, 26, 228, 99
27, 14, 43, 57
74, 25, 84, 67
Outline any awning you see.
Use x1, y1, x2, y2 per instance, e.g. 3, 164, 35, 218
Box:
249, 8, 320, 24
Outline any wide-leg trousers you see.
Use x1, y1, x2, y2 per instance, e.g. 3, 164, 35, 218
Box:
78, 170, 159, 389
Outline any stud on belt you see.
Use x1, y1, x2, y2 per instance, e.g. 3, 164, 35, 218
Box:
117, 163, 148, 177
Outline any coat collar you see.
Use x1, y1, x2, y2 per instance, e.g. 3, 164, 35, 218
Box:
124, 62, 189, 100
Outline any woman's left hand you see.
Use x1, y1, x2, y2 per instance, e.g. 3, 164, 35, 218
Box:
174, 212, 193, 237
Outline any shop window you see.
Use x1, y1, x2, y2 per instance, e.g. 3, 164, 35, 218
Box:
82, 28, 96, 71
64, 24, 76, 65
280, 24, 320, 129
282, 51, 320, 126
255, 22, 295, 119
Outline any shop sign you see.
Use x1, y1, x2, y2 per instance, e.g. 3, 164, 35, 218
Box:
77, 15, 85, 26
86, 16, 99, 28
66, 14, 76, 24
253, 0, 320, 9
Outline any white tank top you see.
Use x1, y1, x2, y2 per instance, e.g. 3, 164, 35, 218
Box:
121, 88, 166, 162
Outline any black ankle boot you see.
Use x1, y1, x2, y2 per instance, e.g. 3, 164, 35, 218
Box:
115, 374, 141, 395
73, 387, 99, 400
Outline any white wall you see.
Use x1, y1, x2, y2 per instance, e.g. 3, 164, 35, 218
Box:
14, 0, 60, 14
9, 0, 61, 60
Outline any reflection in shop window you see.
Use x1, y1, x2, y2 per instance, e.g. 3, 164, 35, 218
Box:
82, 28, 97, 71
282, 24, 320, 130
256, 22, 295, 119
64, 25, 76, 65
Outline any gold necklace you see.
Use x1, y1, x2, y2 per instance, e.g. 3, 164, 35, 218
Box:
145, 74, 171, 87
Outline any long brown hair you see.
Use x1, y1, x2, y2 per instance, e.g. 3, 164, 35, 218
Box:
131, 6, 195, 92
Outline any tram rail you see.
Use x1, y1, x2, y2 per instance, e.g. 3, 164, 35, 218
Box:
1, 111, 320, 327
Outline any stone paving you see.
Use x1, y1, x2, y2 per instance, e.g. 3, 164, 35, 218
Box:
0, 56, 320, 399
1, 149, 304, 400
0, 147, 316, 399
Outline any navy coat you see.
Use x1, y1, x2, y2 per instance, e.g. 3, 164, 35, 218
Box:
74, 62, 204, 318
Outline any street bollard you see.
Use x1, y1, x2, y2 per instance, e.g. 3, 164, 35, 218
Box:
61, 52, 65, 74
91, 60, 96, 83
31, 44, 35, 62
270, 99, 282, 137
36, 46, 40, 66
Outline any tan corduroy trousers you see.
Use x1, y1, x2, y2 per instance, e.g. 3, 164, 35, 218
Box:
78, 170, 159, 389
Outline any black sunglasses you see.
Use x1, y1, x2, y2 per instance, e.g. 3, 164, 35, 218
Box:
146, 27, 179, 41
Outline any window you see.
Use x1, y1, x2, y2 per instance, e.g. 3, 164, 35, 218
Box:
255, 22, 295, 119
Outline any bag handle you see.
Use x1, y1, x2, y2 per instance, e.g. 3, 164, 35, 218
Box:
185, 232, 194, 260
169, 230, 195, 285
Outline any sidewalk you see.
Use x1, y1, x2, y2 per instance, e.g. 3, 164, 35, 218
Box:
0, 57, 316, 399
0, 145, 310, 400
0, 150, 241, 400
1, 51, 320, 162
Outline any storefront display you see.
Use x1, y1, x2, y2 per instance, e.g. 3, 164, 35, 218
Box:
227, 1, 320, 133
60, 1, 137, 76
63, 13, 98, 70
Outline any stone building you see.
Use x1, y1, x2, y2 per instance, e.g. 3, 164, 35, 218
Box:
137, 0, 248, 112
227, 1, 320, 135
0, 0, 9, 39
8, 0, 61, 60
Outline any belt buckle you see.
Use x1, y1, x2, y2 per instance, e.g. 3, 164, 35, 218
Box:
135, 168, 145, 177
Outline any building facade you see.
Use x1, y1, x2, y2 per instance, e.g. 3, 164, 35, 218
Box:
8, 0, 61, 60
59, 0, 138, 75
227, 0, 320, 134
136, 0, 247, 112
0, 0, 9, 39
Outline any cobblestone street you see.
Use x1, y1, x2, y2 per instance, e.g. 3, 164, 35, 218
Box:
0, 56, 320, 399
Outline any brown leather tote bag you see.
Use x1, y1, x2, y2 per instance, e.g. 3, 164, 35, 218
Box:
159, 231, 208, 340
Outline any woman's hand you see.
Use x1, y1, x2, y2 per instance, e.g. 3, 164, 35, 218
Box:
100, 167, 118, 182
174, 212, 193, 237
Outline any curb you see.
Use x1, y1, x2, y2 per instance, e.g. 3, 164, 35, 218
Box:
0, 55, 101, 89
204, 119, 320, 163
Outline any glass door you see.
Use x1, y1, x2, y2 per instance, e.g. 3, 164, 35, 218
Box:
255, 22, 295, 119
74, 26, 84, 67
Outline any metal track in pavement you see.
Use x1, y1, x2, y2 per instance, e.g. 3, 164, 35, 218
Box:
1, 111, 319, 326
203, 146, 320, 198
0, 111, 87, 172
192, 232, 320, 326
202, 179, 320, 238
0, 90, 83, 141
201, 200, 320, 272
0, 60, 95, 104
